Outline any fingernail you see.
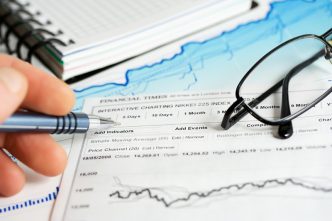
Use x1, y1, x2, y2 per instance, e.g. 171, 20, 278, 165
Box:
0, 68, 25, 94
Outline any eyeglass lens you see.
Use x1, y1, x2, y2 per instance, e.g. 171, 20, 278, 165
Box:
239, 37, 332, 123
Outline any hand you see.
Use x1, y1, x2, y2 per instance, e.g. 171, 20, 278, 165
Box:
0, 54, 75, 196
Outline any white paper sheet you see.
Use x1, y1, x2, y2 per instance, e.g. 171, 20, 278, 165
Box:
53, 90, 332, 221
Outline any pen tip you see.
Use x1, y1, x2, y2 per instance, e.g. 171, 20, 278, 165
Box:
100, 118, 120, 126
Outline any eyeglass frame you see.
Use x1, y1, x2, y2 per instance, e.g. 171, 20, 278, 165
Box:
221, 28, 332, 139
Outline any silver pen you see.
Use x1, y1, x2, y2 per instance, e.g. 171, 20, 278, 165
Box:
0, 111, 118, 134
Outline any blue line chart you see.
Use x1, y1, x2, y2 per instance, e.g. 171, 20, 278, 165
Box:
73, 0, 332, 110
0, 187, 59, 214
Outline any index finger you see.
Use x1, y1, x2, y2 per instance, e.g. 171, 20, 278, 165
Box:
0, 54, 75, 115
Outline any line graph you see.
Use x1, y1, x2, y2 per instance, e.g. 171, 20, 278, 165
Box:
0, 187, 59, 214
109, 178, 332, 208
73, 0, 332, 111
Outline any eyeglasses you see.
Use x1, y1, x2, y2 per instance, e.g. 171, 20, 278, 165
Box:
221, 28, 332, 139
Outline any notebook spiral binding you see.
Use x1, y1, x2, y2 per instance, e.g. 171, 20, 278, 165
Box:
0, 0, 73, 74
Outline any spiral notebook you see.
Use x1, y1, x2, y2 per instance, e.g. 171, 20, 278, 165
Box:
0, 0, 252, 80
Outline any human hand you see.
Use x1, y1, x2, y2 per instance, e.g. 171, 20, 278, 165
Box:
0, 54, 75, 196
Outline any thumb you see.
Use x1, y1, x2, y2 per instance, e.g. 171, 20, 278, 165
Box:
0, 67, 28, 123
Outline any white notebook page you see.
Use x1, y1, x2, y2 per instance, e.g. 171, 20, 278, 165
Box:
26, 0, 233, 54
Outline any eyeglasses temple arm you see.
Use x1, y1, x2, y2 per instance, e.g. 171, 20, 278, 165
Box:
322, 28, 332, 39
278, 48, 325, 138
221, 80, 283, 129
221, 98, 245, 129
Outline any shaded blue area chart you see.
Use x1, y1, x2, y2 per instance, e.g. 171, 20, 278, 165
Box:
74, 0, 332, 110
0, 187, 59, 214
